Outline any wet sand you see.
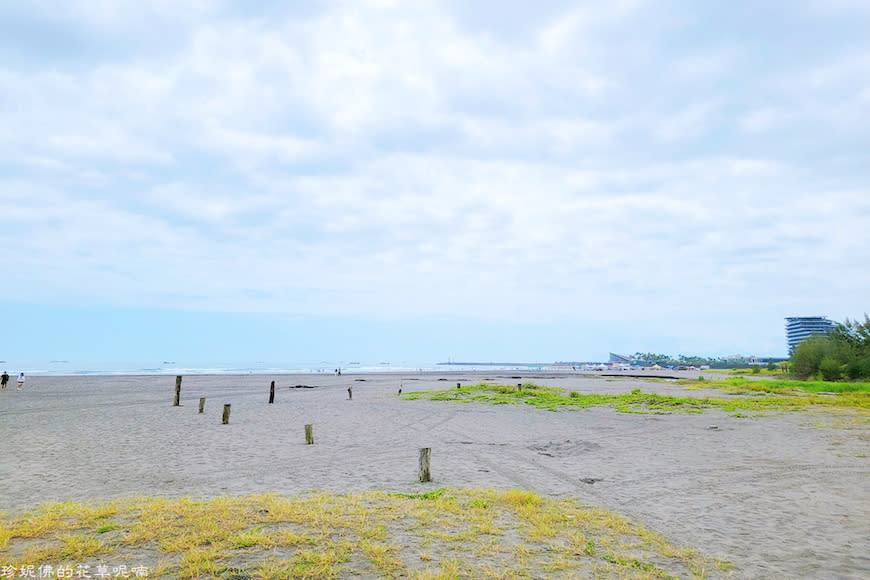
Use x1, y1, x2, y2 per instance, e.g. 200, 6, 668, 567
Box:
1, 373, 868, 578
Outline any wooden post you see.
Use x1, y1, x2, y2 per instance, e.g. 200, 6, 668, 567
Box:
419, 448, 432, 482
456, 382, 461, 389
517, 383, 522, 391
174, 375, 182, 406
199, 397, 205, 413
222, 404, 231, 425
269, 380, 275, 404
305, 424, 314, 444
347, 385, 352, 400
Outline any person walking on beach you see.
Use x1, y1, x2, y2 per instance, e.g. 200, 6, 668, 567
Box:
17, 372, 24, 390
1, 371, 8, 389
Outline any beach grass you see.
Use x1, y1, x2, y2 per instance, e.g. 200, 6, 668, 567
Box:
406, 382, 870, 415
681, 376, 870, 394
703, 368, 784, 376
0, 489, 726, 579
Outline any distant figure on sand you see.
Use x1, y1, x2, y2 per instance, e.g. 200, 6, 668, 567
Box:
1, 371, 8, 389
347, 385, 352, 400
17, 372, 24, 390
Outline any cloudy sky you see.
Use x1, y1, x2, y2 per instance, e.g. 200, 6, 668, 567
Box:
2, 0, 868, 365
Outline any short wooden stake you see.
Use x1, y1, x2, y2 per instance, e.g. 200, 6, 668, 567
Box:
269, 380, 275, 404
199, 397, 205, 413
305, 424, 314, 444
517, 383, 522, 391
347, 385, 352, 400
419, 448, 432, 482
222, 404, 231, 425
174, 375, 182, 406
456, 382, 461, 389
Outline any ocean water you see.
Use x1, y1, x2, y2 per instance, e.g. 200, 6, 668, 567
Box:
0, 359, 541, 376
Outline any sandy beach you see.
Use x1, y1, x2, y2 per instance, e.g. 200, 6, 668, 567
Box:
1, 372, 867, 578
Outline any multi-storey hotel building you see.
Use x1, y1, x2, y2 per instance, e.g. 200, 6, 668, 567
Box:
785, 316, 836, 353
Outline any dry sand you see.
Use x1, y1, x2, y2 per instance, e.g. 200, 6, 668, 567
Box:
1, 372, 868, 578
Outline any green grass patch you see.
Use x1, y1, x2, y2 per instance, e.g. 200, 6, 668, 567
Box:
0, 490, 724, 579
682, 376, 870, 394
391, 488, 448, 500
406, 382, 869, 414
705, 368, 787, 377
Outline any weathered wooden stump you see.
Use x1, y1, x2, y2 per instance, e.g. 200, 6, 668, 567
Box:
199, 397, 205, 413
305, 424, 314, 444
269, 380, 275, 404
222, 404, 231, 424
419, 448, 432, 482
517, 383, 522, 391
174, 375, 182, 406
456, 382, 461, 389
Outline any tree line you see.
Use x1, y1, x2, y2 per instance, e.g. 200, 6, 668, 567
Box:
630, 353, 772, 369
791, 315, 870, 380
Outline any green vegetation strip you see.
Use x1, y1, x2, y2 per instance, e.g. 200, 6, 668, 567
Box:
405, 383, 869, 414
681, 376, 870, 394
0, 489, 729, 579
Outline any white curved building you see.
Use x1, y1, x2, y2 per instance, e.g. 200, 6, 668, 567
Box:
785, 316, 835, 353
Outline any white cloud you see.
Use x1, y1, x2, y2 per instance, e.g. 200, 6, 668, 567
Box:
539, 0, 647, 56
806, 0, 870, 16
0, 0, 868, 354
652, 101, 723, 143
738, 108, 792, 134
29, 0, 219, 31
669, 49, 740, 83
